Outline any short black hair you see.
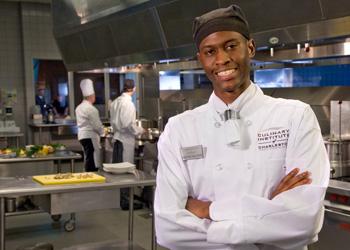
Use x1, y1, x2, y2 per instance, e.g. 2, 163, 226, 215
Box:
123, 79, 135, 92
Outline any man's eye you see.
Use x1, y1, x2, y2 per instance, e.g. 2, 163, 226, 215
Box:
203, 49, 215, 56
226, 44, 237, 50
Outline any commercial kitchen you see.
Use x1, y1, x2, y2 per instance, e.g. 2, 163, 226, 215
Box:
0, 0, 350, 249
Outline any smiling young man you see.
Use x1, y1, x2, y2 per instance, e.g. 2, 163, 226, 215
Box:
154, 4, 329, 250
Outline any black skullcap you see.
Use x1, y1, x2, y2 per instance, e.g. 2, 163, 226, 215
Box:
193, 4, 250, 49
123, 79, 135, 92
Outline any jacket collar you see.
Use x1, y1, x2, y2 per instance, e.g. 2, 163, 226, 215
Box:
208, 82, 265, 119
121, 92, 132, 101
82, 99, 93, 106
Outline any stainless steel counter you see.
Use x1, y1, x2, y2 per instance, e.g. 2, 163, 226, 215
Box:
311, 180, 350, 250
0, 170, 156, 250
29, 122, 77, 144
0, 152, 81, 176
0, 152, 80, 163
327, 179, 350, 195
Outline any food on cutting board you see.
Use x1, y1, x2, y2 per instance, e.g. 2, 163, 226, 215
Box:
53, 173, 74, 179
53, 173, 94, 180
33, 172, 106, 185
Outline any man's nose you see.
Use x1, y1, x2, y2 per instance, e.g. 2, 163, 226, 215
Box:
215, 49, 230, 65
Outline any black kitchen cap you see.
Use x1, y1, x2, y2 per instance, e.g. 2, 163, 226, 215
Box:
123, 79, 135, 91
193, 4, 250, 49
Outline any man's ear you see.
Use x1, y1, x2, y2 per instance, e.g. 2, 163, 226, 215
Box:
196, 52, 203, 66
248, 39, 256, 58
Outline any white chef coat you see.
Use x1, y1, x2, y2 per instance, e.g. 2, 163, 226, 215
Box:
154, 82, 330, 250
110, 93, 143, 163
75, 100, 104, 167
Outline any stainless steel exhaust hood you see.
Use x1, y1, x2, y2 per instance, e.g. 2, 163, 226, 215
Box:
52, 0, 350, 71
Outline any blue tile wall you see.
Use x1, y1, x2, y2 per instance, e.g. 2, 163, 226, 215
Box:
254, 64, 350, 88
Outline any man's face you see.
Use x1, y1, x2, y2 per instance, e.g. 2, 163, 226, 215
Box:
38, 88, 45, 96
197, 31, 255, 102
87, 94, 96, 104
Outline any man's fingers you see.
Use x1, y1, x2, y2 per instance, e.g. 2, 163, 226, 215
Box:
278, 168, 299, 187
289, 176, 312, 190
287, 171, 311, 187
270, 169, 312, 199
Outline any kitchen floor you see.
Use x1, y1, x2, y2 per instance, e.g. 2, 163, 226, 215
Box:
6, 207, 167, 250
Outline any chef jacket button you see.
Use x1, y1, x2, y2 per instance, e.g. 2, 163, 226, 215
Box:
246, 120, 252, 126
214, 122, 221, 128
247, 162, 253, 170
215, 164, 223, 171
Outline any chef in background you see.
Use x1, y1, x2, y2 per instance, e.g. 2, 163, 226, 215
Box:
110, 79, 144, 164
35, 84, 47, 116
110, 79, 144, 209
76, 79, 104, 172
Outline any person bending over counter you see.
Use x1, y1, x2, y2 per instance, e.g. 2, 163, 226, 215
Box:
154, 4, 330, 250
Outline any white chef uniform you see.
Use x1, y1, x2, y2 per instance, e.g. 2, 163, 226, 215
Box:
110, 93, 143, 163
76, 79, 104, 169
155, 82, 330, 250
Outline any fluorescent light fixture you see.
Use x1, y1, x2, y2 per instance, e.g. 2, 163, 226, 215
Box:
291, 60, 314, 64
344, 42, 350, 55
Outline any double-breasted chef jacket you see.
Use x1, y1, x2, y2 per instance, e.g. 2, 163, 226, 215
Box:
76, 100, 104, 168
155, 82, 330, 250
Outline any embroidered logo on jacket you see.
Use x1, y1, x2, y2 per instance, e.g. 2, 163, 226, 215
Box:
257, 128, 289, 150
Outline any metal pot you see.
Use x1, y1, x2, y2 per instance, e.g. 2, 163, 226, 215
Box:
135, 128, 161, 143
324, 139, 350, 178
148, 128, 160, 138
136, 119, 157, 129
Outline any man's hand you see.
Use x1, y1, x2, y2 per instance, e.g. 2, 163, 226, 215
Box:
270, 168, 312, 199
185, 197, 211, 219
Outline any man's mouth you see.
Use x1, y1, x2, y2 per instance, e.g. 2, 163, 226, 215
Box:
215, 68, 237, 80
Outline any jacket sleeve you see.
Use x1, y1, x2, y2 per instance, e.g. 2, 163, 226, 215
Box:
207, 105, 330, 249
154, 119, 231, 250
120, 101, 143, 135
89, 107, 104, 136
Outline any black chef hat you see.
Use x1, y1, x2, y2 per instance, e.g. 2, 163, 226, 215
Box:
192, 4, 250, 49
123, 79, 135, 92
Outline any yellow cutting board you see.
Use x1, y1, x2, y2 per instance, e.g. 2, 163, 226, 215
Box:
32, 172, 106, 185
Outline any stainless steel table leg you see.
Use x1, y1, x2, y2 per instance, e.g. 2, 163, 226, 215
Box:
70, 159, 74, 173
0, 197, 5, 250
128, 187, 134, 242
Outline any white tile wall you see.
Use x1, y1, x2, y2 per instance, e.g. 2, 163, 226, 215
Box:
0, 2, 63, 145
0, 2, 25, 146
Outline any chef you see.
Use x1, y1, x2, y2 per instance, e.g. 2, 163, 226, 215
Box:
154, 4, 330, 250
110, 79, 144, 164
110, 79, 144, 209
76, 79, 104, 172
